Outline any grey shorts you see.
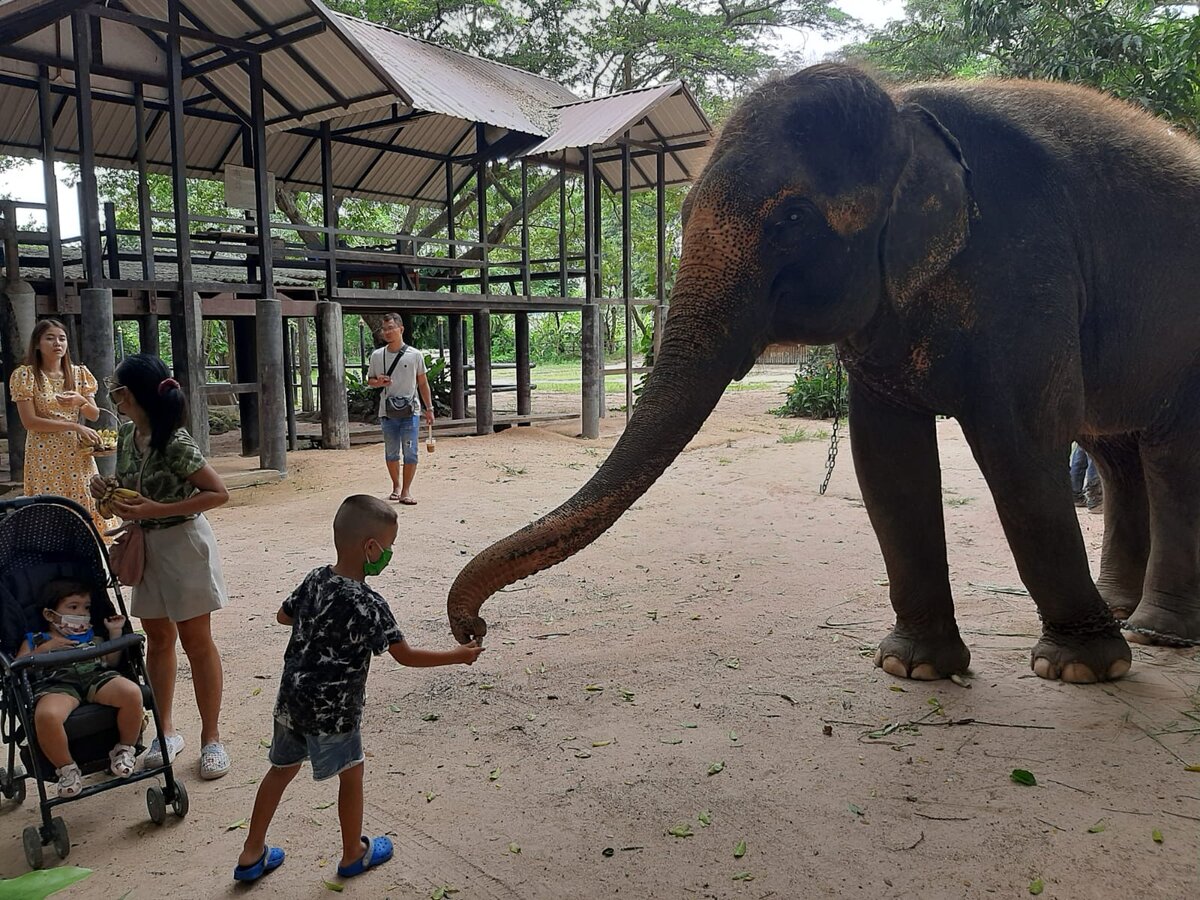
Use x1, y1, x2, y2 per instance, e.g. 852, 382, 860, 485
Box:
131, 516, 227, 623
268, 717, 364, 781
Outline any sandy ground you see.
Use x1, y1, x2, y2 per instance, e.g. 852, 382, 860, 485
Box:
2, 372, 1199, 899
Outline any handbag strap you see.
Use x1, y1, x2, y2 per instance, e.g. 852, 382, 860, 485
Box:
384, 344, 410, 378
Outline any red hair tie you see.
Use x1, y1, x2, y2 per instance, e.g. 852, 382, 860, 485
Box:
157, 377, 180, 396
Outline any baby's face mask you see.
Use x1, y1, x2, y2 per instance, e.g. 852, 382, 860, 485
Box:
46, 610, 94, 641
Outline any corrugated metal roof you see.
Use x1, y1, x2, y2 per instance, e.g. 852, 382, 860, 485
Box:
336, 15, 578, 136
0, 3, 712, 204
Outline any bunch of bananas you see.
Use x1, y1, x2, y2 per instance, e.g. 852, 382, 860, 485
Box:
96, 478, 142, 518
94, 428, 118, 452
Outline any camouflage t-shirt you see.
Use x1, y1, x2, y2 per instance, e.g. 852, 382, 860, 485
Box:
115, 423, 206, 528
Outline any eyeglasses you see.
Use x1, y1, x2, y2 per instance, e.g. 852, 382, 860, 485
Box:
104, 378, 127, 396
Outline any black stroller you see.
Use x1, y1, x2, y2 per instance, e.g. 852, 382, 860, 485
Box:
0, 496, 189, 869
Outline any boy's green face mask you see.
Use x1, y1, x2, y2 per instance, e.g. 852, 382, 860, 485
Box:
363, 542, 393, 577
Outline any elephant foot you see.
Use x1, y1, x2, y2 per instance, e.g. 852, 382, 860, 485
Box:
873, 627, 970, 681
1123, 601, 1200, 648
1030, 624, 1131, 683
1096, 577, 1141, 621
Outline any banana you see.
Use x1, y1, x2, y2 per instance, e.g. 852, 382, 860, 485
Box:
97, 480, 142, 518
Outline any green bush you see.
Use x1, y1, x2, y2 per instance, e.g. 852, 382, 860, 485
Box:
772, 356, 847, 420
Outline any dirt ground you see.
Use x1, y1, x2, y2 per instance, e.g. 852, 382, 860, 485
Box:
2, 370, 1199, 899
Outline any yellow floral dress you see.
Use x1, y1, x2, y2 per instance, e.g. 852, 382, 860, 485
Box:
8, 364, 118, 536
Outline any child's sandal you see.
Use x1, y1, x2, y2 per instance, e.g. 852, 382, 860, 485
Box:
336, 835, 393, 878
109, 744, 136, 778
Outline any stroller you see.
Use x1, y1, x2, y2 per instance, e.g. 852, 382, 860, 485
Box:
0, 496, 189, 869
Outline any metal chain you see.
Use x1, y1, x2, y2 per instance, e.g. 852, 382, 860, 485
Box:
819, 353, 846, 496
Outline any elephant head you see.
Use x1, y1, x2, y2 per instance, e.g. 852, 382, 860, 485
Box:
447, 64, 974, 643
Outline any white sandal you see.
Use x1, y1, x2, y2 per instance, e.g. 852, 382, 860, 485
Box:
109, 743, 136, 778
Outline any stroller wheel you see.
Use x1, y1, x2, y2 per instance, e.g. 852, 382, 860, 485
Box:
1, 767, 25, 805
50, 817, 69, 859
22, 825, 43, 870
171, 780, 189, 818
146, 785, 167, 825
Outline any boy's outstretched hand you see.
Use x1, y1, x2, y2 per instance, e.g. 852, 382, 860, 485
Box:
456, 640, 485, 666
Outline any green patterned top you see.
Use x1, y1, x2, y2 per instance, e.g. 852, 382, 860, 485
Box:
116, 422, 206, 529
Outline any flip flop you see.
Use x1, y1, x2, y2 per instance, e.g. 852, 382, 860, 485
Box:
336, 835, 393, 878
398, 497, 417, 505
388, 491, 402, 501
233, 846, 285, 882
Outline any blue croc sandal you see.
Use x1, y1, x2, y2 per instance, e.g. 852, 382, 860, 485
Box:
233, 846, 285, 883
337, 835, 393, 878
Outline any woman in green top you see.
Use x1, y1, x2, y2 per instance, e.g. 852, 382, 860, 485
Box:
90, 354, 232, 780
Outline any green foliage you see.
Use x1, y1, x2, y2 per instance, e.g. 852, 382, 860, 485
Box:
772, 349, 846, 419
849, 0, 1200, 132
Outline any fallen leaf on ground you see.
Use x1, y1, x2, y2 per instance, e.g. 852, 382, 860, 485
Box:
323, 881, 344, 893
698, 810, 712, 826
1010, 769, 1037, 786
1152, 829, 1163, 844
732, 871, 754, 881
1087, 820, 1106, 834
734, 839, 747, 858
1029, 877, 1044, 895
508, 842, 521, 854
0, 867, 92, 900
668, 824, 694, 838
226, 818, 248, 831
707, 761, 725, 776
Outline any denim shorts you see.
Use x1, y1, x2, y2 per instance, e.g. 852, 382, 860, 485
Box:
268, 717, 364, 781
380, 414, 419, 464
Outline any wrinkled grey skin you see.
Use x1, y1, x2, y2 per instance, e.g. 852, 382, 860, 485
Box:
448, 63, 1200, 684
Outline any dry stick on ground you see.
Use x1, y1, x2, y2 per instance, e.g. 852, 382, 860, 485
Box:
886, 830, 925, 851
913, 812, 974, 821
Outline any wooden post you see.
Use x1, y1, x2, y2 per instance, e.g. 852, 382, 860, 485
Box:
593, 166, 606, 420
256, 298, 287, 474
581, 303, 600, 439
1, 204, 30, 478
472, 310, 492, 435
71, 11, 102, 287
134, 86, 158, 350
298, 317, 314, 412
449, 314, 466, 420
558, 159, 568, 298
166, 0, 208, 451
234, 318, 259, 456
249, 53, 274, 298
79, 287, 116, 476
516, 312, 531, 422
655, 150, 667, 362
520, 159, 531, 297
476, 161, 489, 295
37, 66, 64, 309
104, 202, 120, 279
621, 141, 633, 422
316, 300, 350, 449
281, 317, 297, 451
582, 147, 604, 425
321, 122, 337, 297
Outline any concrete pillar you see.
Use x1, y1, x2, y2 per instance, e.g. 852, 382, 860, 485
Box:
80, 287, 116, 477
256, 298, 287, 474
315, 301, 350, 450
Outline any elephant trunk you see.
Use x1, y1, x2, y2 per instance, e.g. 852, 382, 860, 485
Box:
447, 272, 753, 643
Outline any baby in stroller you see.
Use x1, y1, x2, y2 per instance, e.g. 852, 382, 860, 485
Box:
16, 578, 143, 797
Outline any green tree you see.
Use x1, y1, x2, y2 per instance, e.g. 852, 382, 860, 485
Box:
848, 1, 1200, 131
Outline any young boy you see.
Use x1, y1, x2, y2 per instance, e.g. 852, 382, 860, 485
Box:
16, 579, 144, 796
233, 494, 484, 884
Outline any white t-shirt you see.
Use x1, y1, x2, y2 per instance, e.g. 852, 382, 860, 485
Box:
367, 344, 427, 419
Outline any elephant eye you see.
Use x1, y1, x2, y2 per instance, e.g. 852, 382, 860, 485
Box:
775, 201, 816, 230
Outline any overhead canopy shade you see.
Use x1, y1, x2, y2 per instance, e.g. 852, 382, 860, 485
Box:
0, 1, 714, 206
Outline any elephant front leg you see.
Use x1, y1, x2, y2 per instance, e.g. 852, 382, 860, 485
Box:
850, 384, 969, 680
962, 423, 1131, 683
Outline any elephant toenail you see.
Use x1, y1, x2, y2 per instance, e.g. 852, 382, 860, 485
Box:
1061, 662, 1098, 684
1031, 657, 1058, 680
880, 656, 910, 679
908, 663, 941, 680
1107, 658, 1131, 679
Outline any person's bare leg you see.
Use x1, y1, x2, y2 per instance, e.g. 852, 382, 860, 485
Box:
33, 694, 80, 768
386, 459, 400, 496
93, 677, 144, 746
237, 764, 301, 869
176, 614, 223, 745
399, 462, 417, 502
337, 762, 366, 869
140, 617, 178, 736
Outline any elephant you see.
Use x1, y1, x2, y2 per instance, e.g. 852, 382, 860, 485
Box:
448, 63, 1200, 684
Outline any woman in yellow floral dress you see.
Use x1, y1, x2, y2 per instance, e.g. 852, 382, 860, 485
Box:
9, 319, 117, 535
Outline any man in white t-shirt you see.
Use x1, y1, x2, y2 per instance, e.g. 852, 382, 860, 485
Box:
366, 314, 434, 504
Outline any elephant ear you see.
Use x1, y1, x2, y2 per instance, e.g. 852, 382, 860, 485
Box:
882, 104, 974, 306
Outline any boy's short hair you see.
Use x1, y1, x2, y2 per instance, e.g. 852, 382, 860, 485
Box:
40, 579, 92, 611
380, 313, 402, 328
333, 495, 399, 547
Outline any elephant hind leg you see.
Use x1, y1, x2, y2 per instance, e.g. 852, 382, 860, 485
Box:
1084, 435, 1149, 619
1122, 427, 1200, 647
